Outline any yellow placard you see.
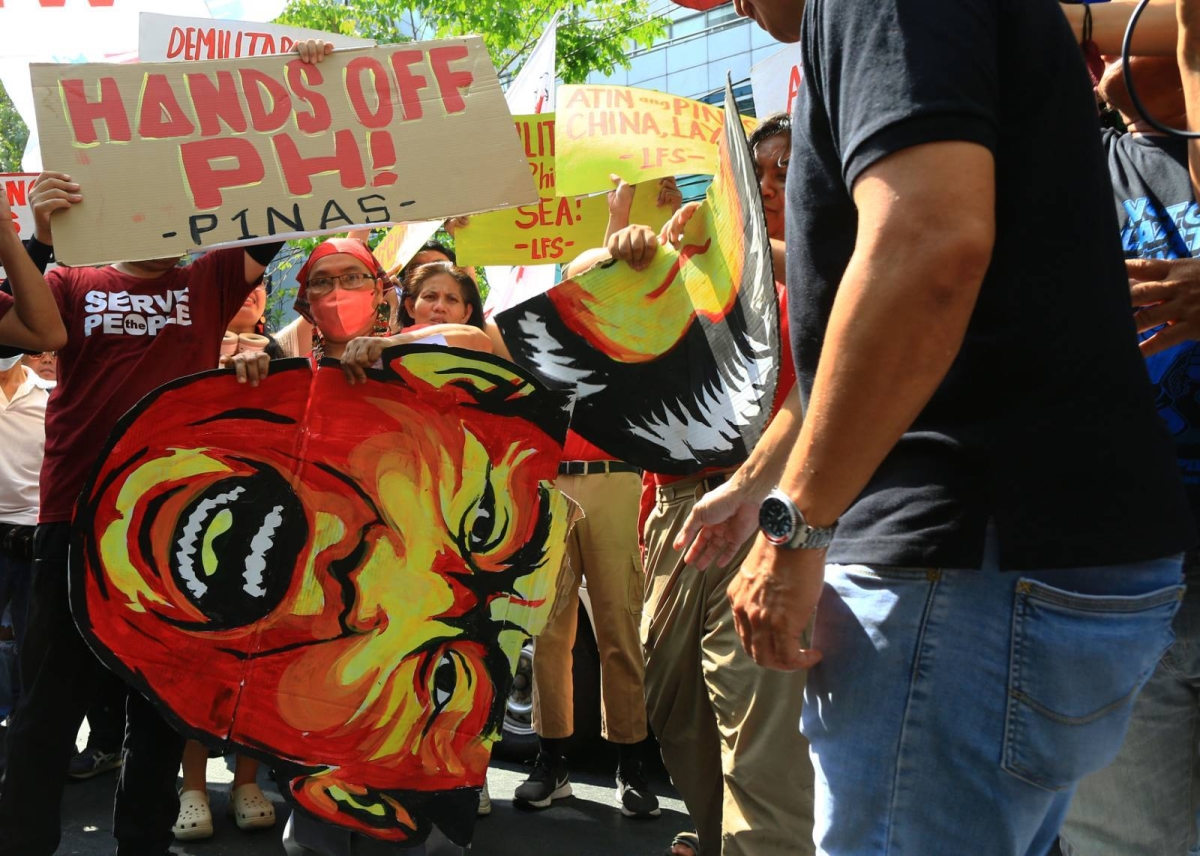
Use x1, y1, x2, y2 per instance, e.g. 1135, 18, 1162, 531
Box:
456, 113, 673, 267
553, 85, 757, 198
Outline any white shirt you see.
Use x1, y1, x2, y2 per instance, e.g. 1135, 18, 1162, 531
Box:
0, 367, 48, 525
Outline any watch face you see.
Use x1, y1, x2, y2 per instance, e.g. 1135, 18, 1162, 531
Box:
759, 496, 794, 544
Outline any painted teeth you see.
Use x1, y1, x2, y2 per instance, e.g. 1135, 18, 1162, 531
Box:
243, 506, 284, 598
174, 486, 246, 599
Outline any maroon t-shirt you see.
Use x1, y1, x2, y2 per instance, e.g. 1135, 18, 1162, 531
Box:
39, 249, 253, 523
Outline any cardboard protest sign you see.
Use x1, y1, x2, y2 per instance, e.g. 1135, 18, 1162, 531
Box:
498, 82, 779, 474
373, 218, 444, 274
139, 12, 374, 63
750, 44, 803, 119
554, 84, 757, 198
31, 38, 539, 266
72, 345, 572, 845
457, 114, 670, 267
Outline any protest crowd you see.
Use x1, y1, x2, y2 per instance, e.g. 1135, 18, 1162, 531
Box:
6, 0, 1200, 854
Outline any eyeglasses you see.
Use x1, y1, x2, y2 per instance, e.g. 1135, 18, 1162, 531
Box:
306, 272, 376, 296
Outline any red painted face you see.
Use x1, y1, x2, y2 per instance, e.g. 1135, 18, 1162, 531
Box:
72, 348, 571, 846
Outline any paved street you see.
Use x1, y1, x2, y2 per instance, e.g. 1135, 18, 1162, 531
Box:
55, 737, 689, 856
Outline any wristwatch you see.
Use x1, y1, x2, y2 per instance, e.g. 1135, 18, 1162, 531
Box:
758, 488, 837, 550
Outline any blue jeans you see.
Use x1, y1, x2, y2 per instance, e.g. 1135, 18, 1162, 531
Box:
1058, 560, 1200, 856
803, 531, 1184, 856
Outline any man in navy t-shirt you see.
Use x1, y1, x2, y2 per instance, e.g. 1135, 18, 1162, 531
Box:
675, 0, 1196, 850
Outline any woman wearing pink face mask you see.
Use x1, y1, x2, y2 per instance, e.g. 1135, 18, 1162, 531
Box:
230, 239, 492, 388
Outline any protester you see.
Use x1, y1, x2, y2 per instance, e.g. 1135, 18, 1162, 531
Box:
20, 351, 56, 383
388, 240, 458, 332
602, 115, 813, 856
396, 261, 486, 331
1056, 6, 1200, 852
673, 0, 1196, 852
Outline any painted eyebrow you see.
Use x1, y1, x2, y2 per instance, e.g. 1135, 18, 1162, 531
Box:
188, 408, 298, 427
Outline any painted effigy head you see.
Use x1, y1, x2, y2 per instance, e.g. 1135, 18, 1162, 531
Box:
71, 346, 571, 846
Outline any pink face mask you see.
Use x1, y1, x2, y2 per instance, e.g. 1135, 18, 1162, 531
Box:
309, 288, 377, 342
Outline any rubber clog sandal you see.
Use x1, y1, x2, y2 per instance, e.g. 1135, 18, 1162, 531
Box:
230, 782, 277, 831
666, 831, 699, 856
173, 789, 213, 841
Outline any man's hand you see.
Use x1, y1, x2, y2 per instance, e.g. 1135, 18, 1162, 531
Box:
445, 216, 470, 237
660, 201, 701, 248
606, 224, 659, 272
341, 335, 397, 385
1128, 257, 1200, 355
229, 351, 271, 387
294, 38, 333, 63
673, 477, 763, 569
657, 177, 684, 212
607, 174, 636, 221
30, 172, 81, 246
728, 536, 825, 671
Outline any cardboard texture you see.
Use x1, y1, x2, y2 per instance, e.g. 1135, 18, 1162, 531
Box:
139, 11, 374, 63
496, 81, 780, 475
456, 113, 671, 267
373, 218, 444, 275
31, 38, 539, 266
554, 84, 758, 198
71, 345, 572, 846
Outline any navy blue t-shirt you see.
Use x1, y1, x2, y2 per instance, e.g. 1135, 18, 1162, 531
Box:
787, 0, 1194, 569
1106, 130, 1200, 515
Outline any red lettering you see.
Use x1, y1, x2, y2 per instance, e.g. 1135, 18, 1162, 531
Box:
61, 77, 131, 145
137, 74, 194, 140
239, 69, 292, 132
198, 27, 217, 61
428, 46, 473, 114
786, 64, 802, 114
346, 56, 394, 128
280, 37, 294, 54
167, 27, 186, 59
285, 59, 331, 134
179, 138, 265, 210
389, 51, 428, 121
24, 0, 115, 6
187, 71, 248, 136
272, 129, 366, 195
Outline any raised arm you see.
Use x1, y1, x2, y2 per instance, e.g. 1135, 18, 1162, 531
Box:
0, 191, 67, 351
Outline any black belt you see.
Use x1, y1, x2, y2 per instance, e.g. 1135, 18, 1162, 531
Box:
0, 522, 35, 562
558, 461, 642, 477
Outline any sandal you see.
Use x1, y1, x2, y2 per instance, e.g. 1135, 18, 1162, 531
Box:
173, 789, 213, 841
665, 831, 699, 856
230, 782, 277, 831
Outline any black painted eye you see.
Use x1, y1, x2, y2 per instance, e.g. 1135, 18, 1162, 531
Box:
168, 467, 306, 628
432, 652, 458, 712
466, 478, 509, 554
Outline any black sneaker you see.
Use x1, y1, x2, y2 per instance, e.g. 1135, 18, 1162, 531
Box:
513, 751, 571, 809
68, 747, 123, 780
616, 763, 661, 818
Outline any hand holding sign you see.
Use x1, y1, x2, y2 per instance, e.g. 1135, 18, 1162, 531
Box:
30, 172, 81, 246
32, 38, 537, 266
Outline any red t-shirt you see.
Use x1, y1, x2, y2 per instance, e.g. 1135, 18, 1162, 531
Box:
40, 249, 253, 523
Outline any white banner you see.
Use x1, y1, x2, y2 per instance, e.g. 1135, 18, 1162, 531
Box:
750, 43, 803, 119
139, 12, 373, 63
484, 13, 561, 316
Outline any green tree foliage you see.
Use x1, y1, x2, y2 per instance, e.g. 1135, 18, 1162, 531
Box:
274, 0, 667, 84
0, 79, 30, 174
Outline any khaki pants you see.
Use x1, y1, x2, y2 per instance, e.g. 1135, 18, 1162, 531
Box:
532, 471, 648, 744
642, 474, 815, 856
